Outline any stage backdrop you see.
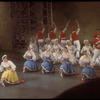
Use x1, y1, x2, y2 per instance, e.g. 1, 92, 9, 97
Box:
0, 2, 100, 51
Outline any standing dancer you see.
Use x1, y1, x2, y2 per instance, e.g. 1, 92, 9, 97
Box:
60, 47, 79, 78
36, 21, 45, 52
0, 55, 24, 87
93, 33, 100, 67
70, 20, 81, 59
79, 50, 96, 82
23, 46, 39, 73
40, 46, 56, 74
29, 37, 40, 60
48, 22, 57, 45
59, 20, 70, 47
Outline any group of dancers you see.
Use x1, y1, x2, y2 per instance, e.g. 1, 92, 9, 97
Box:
0, 20, 100, 87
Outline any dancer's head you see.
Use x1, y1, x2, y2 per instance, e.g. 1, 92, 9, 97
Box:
30, 37, 34, 43
64, 47, 68, 53
49, 27, 54, 31
83, 39, 89, 46
60, 26, 64, 30
38, 27, 43, 31
66, 40, 72, 46
94, 33, 99, 38
72, 26, 77, 31
54, 38, 59, 45
45, 38, 50, 44
2, 55, 8, 62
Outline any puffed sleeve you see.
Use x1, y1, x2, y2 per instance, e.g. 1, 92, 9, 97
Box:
0, 62, 4, 72
81, 47, 84, 54
42, 28, 45, 33
72, 45, 78, 53
58, 44, 64, 51
89, 58, 95, 68
54, 27, 57, 33
50, 52, 55, 61
79, 56, 84, 66
62, 27, 67, 33
40, 51, 45, 60
23, 51, 27, 59
31, 50, 36, 61
8, 60, 16, 71
76, 28, 80, 35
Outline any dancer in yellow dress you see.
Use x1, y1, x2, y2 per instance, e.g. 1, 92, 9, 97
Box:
0, 55, 24, 87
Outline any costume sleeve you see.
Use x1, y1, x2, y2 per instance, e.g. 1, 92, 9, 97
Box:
76, 28, 80, 35
96, 41, 100, 44
79, 56, 84, 66
8, 61, 16, 71
42, 28, 45, 33
31, 51, 36, 61
90, 58, 95, 68
62, 27, 67, 33
70, 35, 72, 41
23, 51, 27, 59
81, 47, 84, 54
54, 27, 57, 33
0, 62, 4, 72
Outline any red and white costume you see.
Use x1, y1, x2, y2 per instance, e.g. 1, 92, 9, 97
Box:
70, 27, 81, 58
36, 27, 45, 50
48, 27, 57, 45
92, 33, 100, 66
59, 26, 67, 47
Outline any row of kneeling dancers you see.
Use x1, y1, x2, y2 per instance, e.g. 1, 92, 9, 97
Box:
0, 44, 99, 87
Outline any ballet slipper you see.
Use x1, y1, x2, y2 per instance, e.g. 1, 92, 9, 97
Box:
19, 80, 24, 83
81, 78, 85, 82
23, 70, 25, 74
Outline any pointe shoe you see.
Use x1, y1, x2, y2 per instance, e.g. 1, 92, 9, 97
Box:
81, 78, 85, 82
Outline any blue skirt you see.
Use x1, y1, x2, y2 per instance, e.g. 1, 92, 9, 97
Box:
60, 58, 75, 74
41, 57, 55, 72
82, 67, 96, 79
24, 56, 38, 70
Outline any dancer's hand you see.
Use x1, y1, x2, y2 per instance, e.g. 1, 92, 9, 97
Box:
10, 70, 14, 72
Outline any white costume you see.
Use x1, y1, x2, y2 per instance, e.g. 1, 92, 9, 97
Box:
0, 60, 16, 72
29, 41, 40, 60
81, 45, 94, 57
66, 45, 78, 65
79, 55, 95, 68
51, 42, 63, 63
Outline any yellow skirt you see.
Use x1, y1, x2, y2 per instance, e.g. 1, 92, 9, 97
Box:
1, 67, 20, 84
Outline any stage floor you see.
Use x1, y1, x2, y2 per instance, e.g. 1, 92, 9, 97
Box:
0, 50, 100, 99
